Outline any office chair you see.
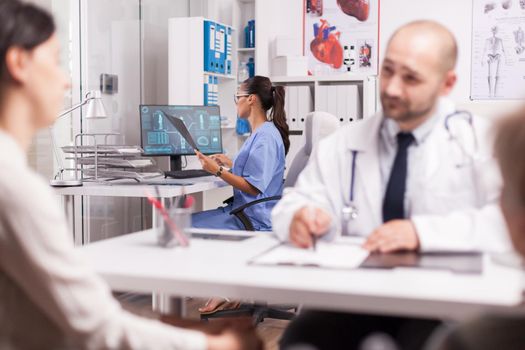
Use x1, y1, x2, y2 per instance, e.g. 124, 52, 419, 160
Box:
202, 111, 339, 325
227, 111, 340, 231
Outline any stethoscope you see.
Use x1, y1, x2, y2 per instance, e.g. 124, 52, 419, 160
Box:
341, 150, 358, 236
340, 110, 481, 235
443, 110, 480, 168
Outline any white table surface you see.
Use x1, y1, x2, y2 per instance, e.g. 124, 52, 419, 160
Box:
78, 229, 525, 320
54, 176, 227, 198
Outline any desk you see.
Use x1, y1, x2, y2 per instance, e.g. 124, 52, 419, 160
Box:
55, 177, 228, 245
78, 229, 525, 321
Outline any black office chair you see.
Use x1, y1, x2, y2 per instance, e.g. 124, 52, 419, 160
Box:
201, 301, 297, 324
201, 112, 340, 325
222, 195, 281, 231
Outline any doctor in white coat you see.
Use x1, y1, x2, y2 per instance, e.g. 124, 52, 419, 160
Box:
273, 26, 508, 255
276, 20, 510, 350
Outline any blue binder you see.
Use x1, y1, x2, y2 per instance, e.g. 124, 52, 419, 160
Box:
212, 22, 219, 73
215, 23, 226, 74
212, 76, 219, 105
203, 76, 208, 105
203, 20, 216, 73
203, 75, 211, 105
226, 26, 233, 75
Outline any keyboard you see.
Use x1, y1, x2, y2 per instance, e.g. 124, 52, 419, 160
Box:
164, 169, 213, 179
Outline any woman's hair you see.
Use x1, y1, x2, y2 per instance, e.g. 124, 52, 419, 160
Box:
495, 107, 525, 206
243, 75, 290, 155
0, 0, 55, 86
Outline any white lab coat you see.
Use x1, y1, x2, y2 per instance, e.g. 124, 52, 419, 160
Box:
272, 99, 511, 252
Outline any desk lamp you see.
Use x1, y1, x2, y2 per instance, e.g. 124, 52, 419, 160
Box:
50, 90, 108, 187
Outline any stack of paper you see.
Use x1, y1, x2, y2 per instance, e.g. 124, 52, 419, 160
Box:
251, 242, 369, 270
62, 145, 143, 155
75, 157, 154, 168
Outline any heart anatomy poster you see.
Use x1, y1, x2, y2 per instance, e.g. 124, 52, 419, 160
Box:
304, 0, 380, 75
471, 0, 525, 99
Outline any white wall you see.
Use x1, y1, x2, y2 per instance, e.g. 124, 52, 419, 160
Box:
256, 0, 303, 76
271, 0, 523, 118
142, 0, 190, 105
379, 0, 522, 117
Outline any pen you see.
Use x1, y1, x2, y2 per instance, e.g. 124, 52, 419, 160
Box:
146, 193, 189, 247
308, 206, 317, 252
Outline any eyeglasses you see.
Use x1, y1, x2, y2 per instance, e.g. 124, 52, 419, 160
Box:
234, 93, 250, 104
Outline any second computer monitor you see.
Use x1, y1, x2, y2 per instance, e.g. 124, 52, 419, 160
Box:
140, 105, 223, 156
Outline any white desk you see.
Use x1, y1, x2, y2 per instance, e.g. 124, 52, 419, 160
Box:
78, 229, 525, 321
54, 176, 227, 198
55, 177, 228, 245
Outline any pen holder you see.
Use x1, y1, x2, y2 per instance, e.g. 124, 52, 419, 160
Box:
156, 207, 192, 248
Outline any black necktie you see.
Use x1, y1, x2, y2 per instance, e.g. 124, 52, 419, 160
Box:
382, 132, 415, 222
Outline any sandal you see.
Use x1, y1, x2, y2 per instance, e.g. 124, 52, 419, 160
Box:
198, 297, 241, 315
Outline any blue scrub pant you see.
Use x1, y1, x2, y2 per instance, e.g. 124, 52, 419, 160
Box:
191, 204, 245, 230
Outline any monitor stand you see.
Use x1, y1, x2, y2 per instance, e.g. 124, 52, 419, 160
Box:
170, 155, 182, 172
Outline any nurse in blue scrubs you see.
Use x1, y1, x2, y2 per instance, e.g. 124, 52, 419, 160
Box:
192, 75, 289, 231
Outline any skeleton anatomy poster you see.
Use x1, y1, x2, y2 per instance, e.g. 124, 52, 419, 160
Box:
304, 0, 380, 75
471, 0, 525, 99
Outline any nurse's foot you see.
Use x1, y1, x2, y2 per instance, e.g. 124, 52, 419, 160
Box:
199, 297, 241, 315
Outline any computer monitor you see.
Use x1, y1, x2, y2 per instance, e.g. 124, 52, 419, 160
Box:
139, 105, 223, 171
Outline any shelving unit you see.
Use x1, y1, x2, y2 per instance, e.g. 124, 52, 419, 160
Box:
271, 74, 379, 126
233, 0, 256, 77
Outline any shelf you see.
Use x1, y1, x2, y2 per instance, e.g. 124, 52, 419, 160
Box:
270, 76, 315, 83
237, 47, 256, 52
204, 72, 236, 80
270, 74, 377, 84
316, 74, 377, 83
221, 125, 236, 130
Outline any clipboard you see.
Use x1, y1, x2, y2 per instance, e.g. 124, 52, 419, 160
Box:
360, 252, 483, 274
162, 112, 200, 152
249, 243, 483, 274
248, 242, 370, 270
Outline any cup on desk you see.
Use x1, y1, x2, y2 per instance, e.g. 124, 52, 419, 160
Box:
156, 207, 192, 248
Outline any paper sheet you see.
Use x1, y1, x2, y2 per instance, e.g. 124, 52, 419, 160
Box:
251, 242, 369, 270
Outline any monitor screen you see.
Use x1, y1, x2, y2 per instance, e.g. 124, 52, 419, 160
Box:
140, 105, 223, 156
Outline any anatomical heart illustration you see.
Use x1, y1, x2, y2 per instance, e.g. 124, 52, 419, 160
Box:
336, 0, 370, 21
310, 19, 344, 68
304, 0, 379, 75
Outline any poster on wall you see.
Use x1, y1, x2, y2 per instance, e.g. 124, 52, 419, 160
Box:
303, 0, 380, 76
471, 0, 525, 99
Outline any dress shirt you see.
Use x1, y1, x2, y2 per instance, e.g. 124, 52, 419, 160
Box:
379, 108, 440, 215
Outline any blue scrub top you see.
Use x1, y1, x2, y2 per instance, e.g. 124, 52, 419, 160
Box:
232, 121, 285, 230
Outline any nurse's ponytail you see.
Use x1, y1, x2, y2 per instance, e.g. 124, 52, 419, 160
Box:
271, 85, 290, 155
243, 76, 290, 155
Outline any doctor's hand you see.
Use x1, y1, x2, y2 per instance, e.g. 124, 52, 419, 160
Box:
210, 154, 233, 168
363, 220, 420, 253
196, 151, 220, 175
289, 206, 332, 249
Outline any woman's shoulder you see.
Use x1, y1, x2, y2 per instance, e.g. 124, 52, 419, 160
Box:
253, 122, 281, 142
